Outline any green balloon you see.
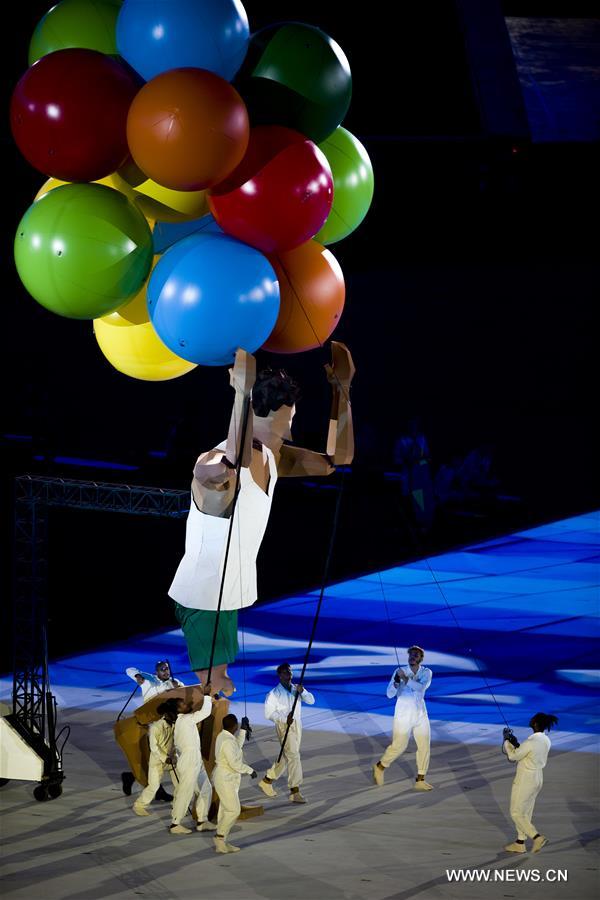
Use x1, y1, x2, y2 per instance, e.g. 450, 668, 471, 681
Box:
28, 0, 122, 65
15, 183, 153, 320
237, 23, 352, 144
314, 127, 374, 245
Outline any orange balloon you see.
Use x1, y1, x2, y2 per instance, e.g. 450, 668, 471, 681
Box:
263, 241, 345, 354
126, 69, 249, 191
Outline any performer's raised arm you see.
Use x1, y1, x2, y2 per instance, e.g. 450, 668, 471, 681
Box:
277, 341, 355, 477
190, 349, 256, 517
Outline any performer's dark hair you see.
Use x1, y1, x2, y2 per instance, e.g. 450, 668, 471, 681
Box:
223, 713, 238, 730
277, 662, 292, 675
407, 645, 425, 658
530, 712, 559, 732
157, 699, 179, 723
252, 368, 300, 418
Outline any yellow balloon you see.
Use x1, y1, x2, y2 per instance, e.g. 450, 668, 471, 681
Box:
34, 176, 155, 232
93, 317, 197, 382
112, 161, 210, 223
103, 255, 161, 325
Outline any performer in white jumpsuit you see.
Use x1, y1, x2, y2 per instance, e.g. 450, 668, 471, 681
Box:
503, 712, 558, 854
373, 646, 433, 790
258, 663, 315, 803
157, 695, 216, 835
133, 716, 177, 816
212, 713, 256, 853
122, 660, 184, 798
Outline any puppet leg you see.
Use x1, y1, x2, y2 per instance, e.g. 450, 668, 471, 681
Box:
174, 604, 238, 694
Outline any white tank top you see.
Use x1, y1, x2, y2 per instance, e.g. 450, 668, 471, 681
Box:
169, 442, 278, 611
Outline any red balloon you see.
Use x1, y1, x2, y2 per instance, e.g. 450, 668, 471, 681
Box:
208, 126, 333, 254
10, 49, 140, 182
126, 68, 249, 191
263, 240, 345, 354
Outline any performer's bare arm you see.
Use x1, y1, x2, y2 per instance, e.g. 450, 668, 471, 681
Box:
278, 342, 355, 477
191, 350, 256, 516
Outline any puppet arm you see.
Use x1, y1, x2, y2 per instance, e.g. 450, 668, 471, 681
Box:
278, 342, 355, 477
191, 350, 256, 516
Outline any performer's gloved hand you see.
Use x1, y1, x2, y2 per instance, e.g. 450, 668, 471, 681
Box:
394, 671, 401, 684
286, 712, 294, 726
503, 727, 520, 749
241, 716, 252, 739
250, 770, 258, 779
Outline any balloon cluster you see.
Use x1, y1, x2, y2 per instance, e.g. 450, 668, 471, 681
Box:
12, 0, 374, 381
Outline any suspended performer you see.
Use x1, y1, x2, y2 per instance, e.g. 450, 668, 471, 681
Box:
502, 712, 558, 854
372, 646, 434, 791
169, 343, 355, 695
258, 662, 315, 804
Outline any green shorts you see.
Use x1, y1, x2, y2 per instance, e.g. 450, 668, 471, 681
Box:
174, 603, 239, 671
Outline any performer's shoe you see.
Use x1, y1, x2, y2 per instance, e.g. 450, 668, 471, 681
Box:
197, 821, 218, 831
169, 824, 193, 835
121, 771, 135, 796
258, 779, 277, 797
133, 802, 151, 817
214, 836, 240, 853
504, 841, 526, 853
532, 835, 548, 853
289, 791, 306, 803
414, 780, 433, 791
154, 785, 173, 802
372, 764, 385, 786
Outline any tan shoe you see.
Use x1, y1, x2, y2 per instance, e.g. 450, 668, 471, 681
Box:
258, 778, 277, 797
214, 836, 240, 853
414, 780, 433, 791
169, 824, 192, 835
133, 803, 151, 817
504, 841, 526, 853
289, 791, 306, 803
197, 821, 217, 831
372, 764, 385, 786
532, 835, 548, 853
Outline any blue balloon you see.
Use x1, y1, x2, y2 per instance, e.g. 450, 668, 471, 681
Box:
116, 0, 249, 82
148, 232, 280, 366
153, 214, 222, 254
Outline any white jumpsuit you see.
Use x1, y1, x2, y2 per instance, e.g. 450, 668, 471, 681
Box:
136, 719, 177, 808
264, 683, 315, 789
380, 666, 432, 775
212, 729, 253, 839
171, 697, 213, 826
504, 732, 551, 840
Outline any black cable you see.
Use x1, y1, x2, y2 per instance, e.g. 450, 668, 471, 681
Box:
206, 395, 252, 687
276, 467, 347, 763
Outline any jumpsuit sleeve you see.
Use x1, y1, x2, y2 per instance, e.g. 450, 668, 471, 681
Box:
386, 670, 400, 699
191, 695, 213, 725
406, 669, 432, 695
126, 667, 142, 682
150, 720, 173, 763
300, 688, 315, 705
504, 740, 532, 762
236, 729, 247, 748
222, 738, 254, 776
264, 690, 278, 722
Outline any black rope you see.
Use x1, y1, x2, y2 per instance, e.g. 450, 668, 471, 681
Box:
206, 394, 252, 687
117, 684, 139, 721
276, 467, 347, 763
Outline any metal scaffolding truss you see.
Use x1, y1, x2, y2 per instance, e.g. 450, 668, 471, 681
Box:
12, 475, 190, 789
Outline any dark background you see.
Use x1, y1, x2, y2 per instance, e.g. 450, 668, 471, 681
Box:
3, 1, 598, 663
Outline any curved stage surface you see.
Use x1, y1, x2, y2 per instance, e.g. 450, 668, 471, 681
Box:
4, 511, 597, 751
